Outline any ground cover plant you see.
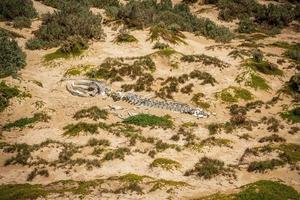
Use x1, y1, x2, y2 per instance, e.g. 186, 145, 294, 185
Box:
123, 114, 173, 129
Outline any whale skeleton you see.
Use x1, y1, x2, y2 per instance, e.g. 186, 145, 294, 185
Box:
65, 79, 210, 118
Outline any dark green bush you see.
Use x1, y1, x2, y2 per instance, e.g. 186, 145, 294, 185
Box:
238, 18, 256, 33
13, 17, 32, 29
28, 1, 103, 49
287, 74, 300, 97
116, 0, 233, 42
255, 3, 295, 28
60, 36, 89, 54
0, 0, 37, 20
185, 157, 234, 179
0, 34, 26, 78
247, 159, 285, 172
0, 81, 21, 113
217, 0, 259, 21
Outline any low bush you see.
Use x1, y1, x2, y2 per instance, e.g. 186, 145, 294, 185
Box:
114, 32, 138, 43
102, 147, 130, 161
73, 106, 108, 121
0, 0, 37, 20
217, 87, 253, 103
284, 43, 300, 64
281, 107, 300, 124
247, 159, 285, 173
244, 59, 283, 76
43, 36, 88, 62
0, 82, 21, 113
185, 157, 234, 179
259, 134, 286, 143
13, 17, 32, 29
27, 1, 103, 49
236, 180, 300, 200
123, 114, 173, 128
3, 113, 50, 131
148, 24, 186, 44
117, 0, 233, 42
0, 34, 26, 78
63, 122, 99, 136
238, 18, 256, 33
150, 158, 181, 170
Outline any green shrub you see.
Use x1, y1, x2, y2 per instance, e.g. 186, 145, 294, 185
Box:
87, 138, 110, 147
285, 73, 300, 100
28, 1, 103, 49
3, 113, 50, 131
255, 3, 295, 28
150, 158, 181, 170
44, 37, 88, 61
245, 73, 271, 91
185, 157, 234, 179
13, 17, 31, 29
26, 38, 58, 50
0, 35, 26, 78
73, 106, 108, 121
0, 28, 23, 38
238, 18, 256, 33
236, 180, 300, 200
0, 82, 21, 113
284, 43, 300, 64
116, 0, 233, 42
259, 134, 286, 143
60, 36, 89, 54
281, 107, 300, 123
0, 0, 37, 20
63, 122, 99, 136
114, 32, 138, 43
123, 114, 173, 128
102, 147, 130, 161
247, 159, 285, 173
279, 143, 300, 164
148, 24, 186, 44
217, 87, 253, 103
244, 57, 283, 76
217, 0, 260, 21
